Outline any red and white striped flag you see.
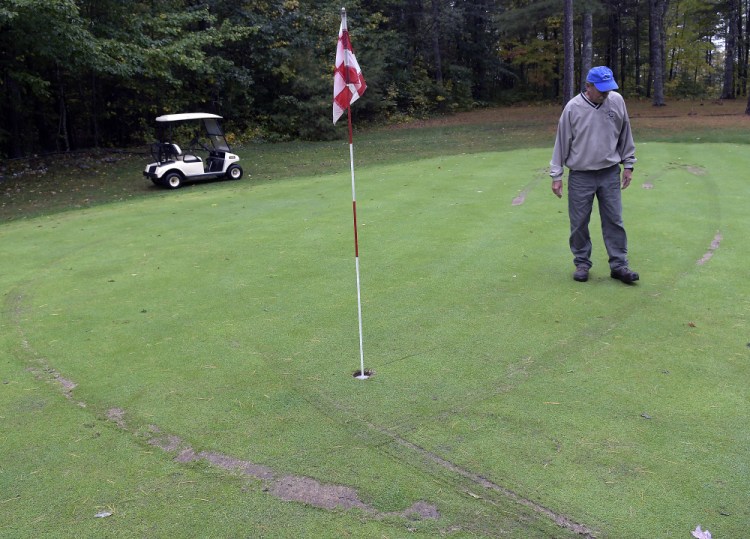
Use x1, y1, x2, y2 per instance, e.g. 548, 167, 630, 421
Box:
333, 8, 366, 125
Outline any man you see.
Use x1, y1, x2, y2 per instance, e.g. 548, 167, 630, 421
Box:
550, 66, 639, 284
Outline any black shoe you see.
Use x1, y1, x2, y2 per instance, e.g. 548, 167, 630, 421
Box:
610, 267, 639, 284
573, 265, 590, 282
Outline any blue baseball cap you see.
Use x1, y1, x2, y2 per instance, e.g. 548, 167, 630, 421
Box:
586, 66, 618, 92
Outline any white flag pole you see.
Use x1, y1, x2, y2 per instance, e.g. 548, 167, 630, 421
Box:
344, 8, 368, 380
348, 110, 367, 380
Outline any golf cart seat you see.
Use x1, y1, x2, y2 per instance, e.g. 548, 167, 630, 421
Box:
162, 143, 182, 161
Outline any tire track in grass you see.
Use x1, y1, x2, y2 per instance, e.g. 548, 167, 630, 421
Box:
697, 232, 722, 265
5, 289, 441, 524
286, 376, 597, 538
7, 291, 84, 406
511, 168, 548, 206
125, 411, 440, 521
8, 281, 588, 537
638, 159, 723, 267
513, 160, 724, 269
385, 429, 596, 538
1, 239, 492, 534
640, 161, 707, 190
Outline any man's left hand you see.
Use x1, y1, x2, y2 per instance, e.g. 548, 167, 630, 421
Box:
622, 168, 633, 189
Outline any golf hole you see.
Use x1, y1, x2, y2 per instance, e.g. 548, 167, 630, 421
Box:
353, 369, 373, 379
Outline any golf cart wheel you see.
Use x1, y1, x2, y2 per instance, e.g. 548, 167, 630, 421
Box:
164, 172, 183, 189
226, 164, 243, 180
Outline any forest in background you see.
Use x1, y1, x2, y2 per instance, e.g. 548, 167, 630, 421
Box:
1, 0, 749, 158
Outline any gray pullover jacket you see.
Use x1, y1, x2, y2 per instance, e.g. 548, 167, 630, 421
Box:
549, 91, 636, 179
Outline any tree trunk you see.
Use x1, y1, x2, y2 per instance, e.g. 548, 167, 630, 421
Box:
722, 0, 738, 99
744, 0, 750, 95
91, 72, 100, 148
620, 23, 627, 89
634, 0, 642, 94
5, 75, 24, 158
738, 0, 746, 96
56, 65, 70, 152
563, 0, 575, 104
430, 0, 443, 86
581, 10, 593, 92
607, 1, 620, 78
649, 0, 668, 106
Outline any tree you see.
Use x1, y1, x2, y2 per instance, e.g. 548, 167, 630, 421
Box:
0, 0, 98, 156
2, 0, 746, 155
0, 0, 248, 157
633, 0, 643, 93
606, 0, 622, 79
663, 0, 720, 97
581, 8, 593, 92
721, 0, 740, 98
495, 0, 565, 99
742, 0, 750, 95
562, 0, 575, 104
649, 0, 669, 105
430, 0, 444, 85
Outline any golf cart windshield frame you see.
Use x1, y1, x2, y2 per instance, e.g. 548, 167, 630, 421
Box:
203, 119, 230, 152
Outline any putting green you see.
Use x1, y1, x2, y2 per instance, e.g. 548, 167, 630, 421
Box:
1, 143, 748, 538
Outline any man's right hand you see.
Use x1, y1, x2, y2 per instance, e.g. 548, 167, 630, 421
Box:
552, 179, 563, 198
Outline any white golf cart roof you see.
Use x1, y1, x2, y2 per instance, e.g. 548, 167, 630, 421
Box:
155, 113, 223, 122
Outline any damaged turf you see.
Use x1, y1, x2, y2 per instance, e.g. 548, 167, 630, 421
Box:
131, 415, 441, 520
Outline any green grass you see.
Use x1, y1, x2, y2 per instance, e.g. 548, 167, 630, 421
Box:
1, 103, 749, 537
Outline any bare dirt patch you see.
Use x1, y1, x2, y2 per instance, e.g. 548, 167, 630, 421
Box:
106, 412, 441, 522
10, 292, 85, 406
270, 475, 370, 511
697, 232, 723, 265
146, 426, 183, 453
512, 168, 548, 206
106, 408, 126, 428
200, 451, 276, 481
401, 500, 441, 520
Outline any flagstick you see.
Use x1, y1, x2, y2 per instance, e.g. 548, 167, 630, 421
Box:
335, 7, 368, 379
348, 107, 368, 380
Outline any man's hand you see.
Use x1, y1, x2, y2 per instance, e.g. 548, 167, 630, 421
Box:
551, 179, 563, 198
621, 168, 633, 189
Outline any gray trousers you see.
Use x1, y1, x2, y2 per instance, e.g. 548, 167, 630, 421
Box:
567, 165, 628, 270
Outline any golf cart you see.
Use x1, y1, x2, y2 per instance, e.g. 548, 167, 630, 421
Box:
143, 112, 243, 189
